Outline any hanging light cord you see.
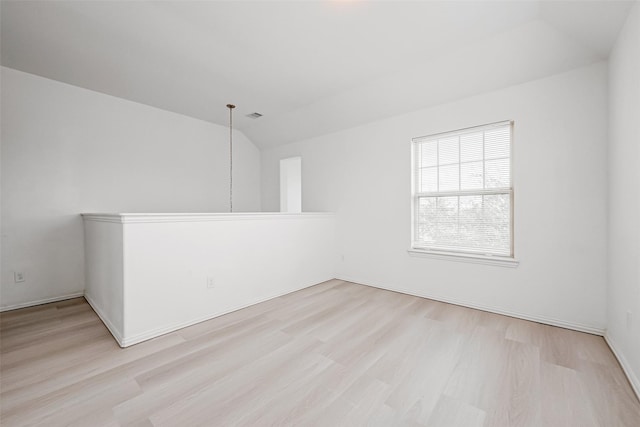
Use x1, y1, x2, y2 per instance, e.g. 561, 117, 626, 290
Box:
227, 104, 235, 212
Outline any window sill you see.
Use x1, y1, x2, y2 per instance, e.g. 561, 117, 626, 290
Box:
407, 249, 519, 268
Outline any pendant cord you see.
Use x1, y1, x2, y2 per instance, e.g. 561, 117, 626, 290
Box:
227, 104, 235, 212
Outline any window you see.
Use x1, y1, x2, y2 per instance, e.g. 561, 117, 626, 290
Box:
411, 121, 515, 264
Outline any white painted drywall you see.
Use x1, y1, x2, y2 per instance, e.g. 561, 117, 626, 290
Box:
1, 67, 261, 310
82, 220, 125, 341
82, 213, 336, 346
607, 2, 640, 395
280, 157, 302, 213
261, 62, 609, 333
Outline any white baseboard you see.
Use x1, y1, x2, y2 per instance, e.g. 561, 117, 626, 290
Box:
6, 278, 635, 402
337, 275, 606, 336
9, 279, 332, 347
0, 292, 85, 312
604, 333, 640, 401
84, 293, 125, 347
120, 278, 330, 347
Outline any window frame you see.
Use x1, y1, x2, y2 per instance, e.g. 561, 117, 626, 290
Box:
409, 120, 518, 267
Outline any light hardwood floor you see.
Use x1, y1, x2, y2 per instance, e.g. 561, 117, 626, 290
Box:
1, 279, 639, 426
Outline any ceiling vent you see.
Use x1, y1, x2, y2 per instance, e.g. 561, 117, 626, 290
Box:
246, 112, 263, 119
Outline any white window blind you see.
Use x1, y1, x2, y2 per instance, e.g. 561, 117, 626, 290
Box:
412, 121, 513, 257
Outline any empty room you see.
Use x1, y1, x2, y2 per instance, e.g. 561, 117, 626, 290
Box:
1, 0, 639, 426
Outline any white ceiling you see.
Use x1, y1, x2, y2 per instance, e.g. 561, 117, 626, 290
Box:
1, 1, 634, 148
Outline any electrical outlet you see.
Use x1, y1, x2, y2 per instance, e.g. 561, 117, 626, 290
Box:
626, 311, 633, 329
14, 271, 25, 283
206, 277, 215, 289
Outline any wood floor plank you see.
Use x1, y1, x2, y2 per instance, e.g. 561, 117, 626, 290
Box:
540, 362, 600, 427
386, 326, 465, 423
426, 395, 486, 427
1, 333, 185, 414
117, 329, 293, 425
1, 280, 638, 426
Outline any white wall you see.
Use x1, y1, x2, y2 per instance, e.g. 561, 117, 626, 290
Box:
607, 2, 640, 395
262, 62, 609, 333
83, 213, 336, 346
1, 67, 261, 310
83, 219, 125, 340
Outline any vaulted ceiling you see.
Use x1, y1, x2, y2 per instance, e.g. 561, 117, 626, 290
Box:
1, 1, 634, 148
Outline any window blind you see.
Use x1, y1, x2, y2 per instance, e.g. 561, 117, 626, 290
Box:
412, 121, 513, 257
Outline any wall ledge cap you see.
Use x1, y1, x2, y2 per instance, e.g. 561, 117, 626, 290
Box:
81, 212, 335, 223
